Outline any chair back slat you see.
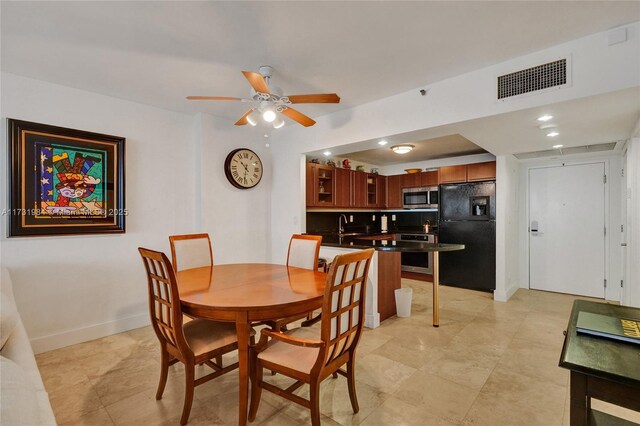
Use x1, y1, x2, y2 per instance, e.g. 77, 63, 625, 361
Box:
139, 247, 188, 355
169, 233, 213, 272
287, 234, 322, 270
320, 249, 374, 367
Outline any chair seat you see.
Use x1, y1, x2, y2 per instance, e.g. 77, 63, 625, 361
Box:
258, 329, 320, 374
183, 319, 253, 357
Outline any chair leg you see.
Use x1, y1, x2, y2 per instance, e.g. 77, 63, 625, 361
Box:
180, 364, 195, 425
215, 355, 223, 367
156, 347, 170, 400
310, 379, 321, 426
346, 359, 359, 413
248, 362, 263, 422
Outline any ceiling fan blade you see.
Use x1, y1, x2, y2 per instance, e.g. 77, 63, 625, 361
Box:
281, 107, 316, 127
287, 93, 340, 104
242, 71, 270, 94
186, 96, 243, 101
234, 110, 252, 126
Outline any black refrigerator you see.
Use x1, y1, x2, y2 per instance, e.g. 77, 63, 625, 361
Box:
439, 181, 496, 292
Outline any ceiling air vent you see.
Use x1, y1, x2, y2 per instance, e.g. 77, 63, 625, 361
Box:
514, 142, 618, 160
498, 59, 567, 100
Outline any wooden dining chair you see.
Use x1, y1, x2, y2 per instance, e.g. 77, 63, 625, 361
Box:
138, 247, 254, 425
169, 233, 213, 272
248, 249, 375, 426
269, 234, 323, 331
286, 234, 322, 270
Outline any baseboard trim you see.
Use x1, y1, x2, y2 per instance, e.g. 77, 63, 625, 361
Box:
493, 283, 519, 302
365, 312, 380, 329
30, 313, 150, 354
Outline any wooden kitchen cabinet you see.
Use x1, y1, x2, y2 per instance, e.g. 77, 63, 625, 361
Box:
306, 163, 335, 207
305, 163, 316, 206
420, 170, 439, 186
334, 167, 352, 208
386, 174, 402, 209
375, 175, 387, 208
439, 165, 467, 184
400, 172, 421, 188
352, 171, 367, 208
467, 161, 496, 182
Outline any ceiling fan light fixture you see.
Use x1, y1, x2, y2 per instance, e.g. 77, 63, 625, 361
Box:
246, 109, 260, 126
391, 144, 414, 154
272, 115, 285, 129
262, 108, 277, 123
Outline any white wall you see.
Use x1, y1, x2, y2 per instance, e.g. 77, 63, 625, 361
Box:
625, 137, 640, 307
517, 152, 624, 302
0, 73, 198, 352
379, 153, 495, 175
197, 113, 271, 264
495, 155, 520, 301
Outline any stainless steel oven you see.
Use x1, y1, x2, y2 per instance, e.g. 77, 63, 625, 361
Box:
402, 186, 438, 209
399, 234, 435, 274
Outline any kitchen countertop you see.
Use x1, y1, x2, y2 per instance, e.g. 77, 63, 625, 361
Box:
318, 234, 464, 252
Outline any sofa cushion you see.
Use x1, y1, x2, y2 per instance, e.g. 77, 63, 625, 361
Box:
0, 356, 43, 425
1, 294, 19, 350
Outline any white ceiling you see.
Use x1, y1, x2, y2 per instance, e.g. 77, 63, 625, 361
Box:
2, 1, 639, 123
306, 87, 640, 164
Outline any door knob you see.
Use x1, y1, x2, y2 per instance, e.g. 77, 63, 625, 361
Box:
621, 243, 627, 247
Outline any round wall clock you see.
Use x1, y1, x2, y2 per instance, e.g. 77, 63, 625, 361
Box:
224, 148, 263, 189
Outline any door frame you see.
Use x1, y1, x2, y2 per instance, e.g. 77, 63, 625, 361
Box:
522, 157, 614, 300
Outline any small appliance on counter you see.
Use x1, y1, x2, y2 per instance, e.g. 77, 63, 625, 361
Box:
439, 181, 496, 292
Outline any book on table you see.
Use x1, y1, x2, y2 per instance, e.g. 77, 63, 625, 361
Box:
576, 311, 640, 345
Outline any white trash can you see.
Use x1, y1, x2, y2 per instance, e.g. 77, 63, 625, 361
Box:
394, 288, 413, 318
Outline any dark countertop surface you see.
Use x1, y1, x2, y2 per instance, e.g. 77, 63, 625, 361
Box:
318, 234, 464, 252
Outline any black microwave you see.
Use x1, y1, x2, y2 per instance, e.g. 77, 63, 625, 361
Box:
402, 186, 438, 209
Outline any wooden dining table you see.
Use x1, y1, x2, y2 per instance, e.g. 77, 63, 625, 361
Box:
176, 264, 327, 426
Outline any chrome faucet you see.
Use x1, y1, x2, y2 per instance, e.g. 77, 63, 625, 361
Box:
338, 214, 348, 234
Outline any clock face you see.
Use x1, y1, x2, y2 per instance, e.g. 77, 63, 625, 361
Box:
224, 149, 263, 189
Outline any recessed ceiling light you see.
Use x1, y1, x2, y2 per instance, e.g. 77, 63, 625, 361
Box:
263, 133, 269, 138
323, 151, 331, 156
391, 144, 414, 154
537, 114, 553, 122
546, 130, 560, 137
552, 144, 563, 149
378, 140, 388, 146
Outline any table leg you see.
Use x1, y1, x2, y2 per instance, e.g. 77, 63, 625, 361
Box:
432, 251, 439, 327
236, 312, 250, 426
569, 371, 589, 426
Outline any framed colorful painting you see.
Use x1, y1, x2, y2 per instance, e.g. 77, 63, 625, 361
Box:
7, 119, 126, 237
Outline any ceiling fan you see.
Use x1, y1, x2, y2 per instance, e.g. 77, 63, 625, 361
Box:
186, 66, 340, 128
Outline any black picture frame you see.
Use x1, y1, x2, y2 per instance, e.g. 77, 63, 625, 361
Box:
7, 119, 126, 237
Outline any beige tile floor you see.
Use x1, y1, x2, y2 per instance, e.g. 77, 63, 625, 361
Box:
36, 280, 640, 426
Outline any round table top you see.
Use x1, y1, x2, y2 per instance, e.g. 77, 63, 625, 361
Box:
177, 264, 326, 319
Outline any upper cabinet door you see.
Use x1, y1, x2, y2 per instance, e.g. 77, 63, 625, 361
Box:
334, 168, 351, 208
376, 175, 387, 208
400, 173, 421, 188
439, 165, 467, 184
315, 165, 335, 206
306, 163, 316, 207
467, 161, 496, 182
352, 171, 367, 207
420, 170, 439, 186
386, 175, 402, 209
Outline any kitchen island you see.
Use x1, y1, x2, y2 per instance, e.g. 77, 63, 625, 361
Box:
316, 233, 464, 327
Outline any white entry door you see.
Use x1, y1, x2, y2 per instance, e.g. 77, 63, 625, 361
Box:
529, 162, 605, 298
